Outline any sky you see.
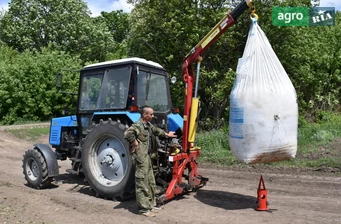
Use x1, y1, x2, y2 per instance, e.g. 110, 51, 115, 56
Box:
0, 0, 340, 17
84, 0, 133, 16
0, 0, 133, 16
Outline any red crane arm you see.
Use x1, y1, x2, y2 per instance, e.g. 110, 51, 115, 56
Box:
181, 0, 254, 151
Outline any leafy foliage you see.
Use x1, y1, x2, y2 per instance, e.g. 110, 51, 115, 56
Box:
0, 46, 81, 124
0, 0, 340, 127
94, 10, 130, 60
282, 13, 341, 119
0, 0, 116, 62
245, 0, 341, 120
128, 0, 341, 123
128, 0, 201, 108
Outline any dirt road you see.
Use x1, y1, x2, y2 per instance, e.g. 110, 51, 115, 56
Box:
0, 128, 340, 224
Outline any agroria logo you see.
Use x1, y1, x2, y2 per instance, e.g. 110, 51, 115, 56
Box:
310, 7, 335, 26
272, 7, 309, 26
272, 7, 335, 26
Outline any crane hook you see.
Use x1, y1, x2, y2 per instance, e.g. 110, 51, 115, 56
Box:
250, 1, 259, 21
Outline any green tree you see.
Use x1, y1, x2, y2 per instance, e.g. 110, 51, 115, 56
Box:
99, 10, 130, 43
280, 12, 341, 119
127, 0, 260, 119
93, 10, 130, 60
0, 0, 115, 62
127, 0, 340, 123
0, 46, 82, 124
127, 0, 230, 117
0, 9, 4, 47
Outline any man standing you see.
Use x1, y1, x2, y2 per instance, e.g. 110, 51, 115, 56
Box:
124, 106, 176, 217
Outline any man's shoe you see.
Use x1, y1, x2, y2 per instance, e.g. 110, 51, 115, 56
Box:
140, 211, 156, 217
150, 208, 160, 213
151, 206, 163, 213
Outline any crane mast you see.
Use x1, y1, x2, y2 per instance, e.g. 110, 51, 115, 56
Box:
181, 0, 254, 152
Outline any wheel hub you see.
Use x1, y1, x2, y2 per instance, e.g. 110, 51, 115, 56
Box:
100, 152, 121, 172
26, 159, 39, 181
91, 136, 127, 187
100, 154, 114, 165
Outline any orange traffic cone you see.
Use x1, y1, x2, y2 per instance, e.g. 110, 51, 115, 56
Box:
256, 175, 269, 211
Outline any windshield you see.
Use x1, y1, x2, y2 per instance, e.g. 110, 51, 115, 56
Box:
136, 70, 170, 112
79, 66, 132, 110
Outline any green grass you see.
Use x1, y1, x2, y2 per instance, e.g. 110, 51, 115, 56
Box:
195, 130, 239, 166
1, 119, 50, 125
196, 112, 341, 170
6, 127, 50, 142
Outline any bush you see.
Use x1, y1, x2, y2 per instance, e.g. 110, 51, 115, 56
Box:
0, 46, 82, 125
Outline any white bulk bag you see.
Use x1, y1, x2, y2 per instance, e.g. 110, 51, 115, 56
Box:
228, 19, 298, 164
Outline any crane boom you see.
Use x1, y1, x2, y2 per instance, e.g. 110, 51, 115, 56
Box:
181, 0, 254, 152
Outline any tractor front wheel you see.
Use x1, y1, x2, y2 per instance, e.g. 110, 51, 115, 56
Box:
22, 148, 53, 189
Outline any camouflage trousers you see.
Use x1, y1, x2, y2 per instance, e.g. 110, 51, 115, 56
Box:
133, 155, 156, 213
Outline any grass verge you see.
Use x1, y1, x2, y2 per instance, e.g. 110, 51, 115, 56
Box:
196, 113, 341, 170
5, 127, 50, 142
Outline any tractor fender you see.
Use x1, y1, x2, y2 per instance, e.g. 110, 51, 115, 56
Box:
33, 144, 59, 177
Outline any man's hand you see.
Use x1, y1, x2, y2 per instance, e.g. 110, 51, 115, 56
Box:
130, 140, 138, 153
165, 131, 177, 138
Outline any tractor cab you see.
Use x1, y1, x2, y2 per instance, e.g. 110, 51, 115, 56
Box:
77, 58, 173, 134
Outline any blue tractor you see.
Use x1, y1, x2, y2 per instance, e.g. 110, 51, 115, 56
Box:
22, 0, 252, 201
22, 58, 183, 200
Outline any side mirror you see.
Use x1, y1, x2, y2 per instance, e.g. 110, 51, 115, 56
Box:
56, 72, 63, 88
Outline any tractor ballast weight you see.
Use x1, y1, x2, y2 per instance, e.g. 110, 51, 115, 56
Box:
22, 0, 253, 202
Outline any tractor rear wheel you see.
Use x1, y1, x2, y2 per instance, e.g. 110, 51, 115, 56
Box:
81, 119, 134, 199
22, 148, 53, 189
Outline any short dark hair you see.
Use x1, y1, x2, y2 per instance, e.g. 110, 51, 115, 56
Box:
140, 105, 153, 115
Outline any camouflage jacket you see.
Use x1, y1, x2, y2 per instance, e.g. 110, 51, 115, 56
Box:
124, 118, 166, 163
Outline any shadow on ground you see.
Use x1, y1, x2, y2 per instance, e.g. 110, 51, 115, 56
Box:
113, 192, 180, 214
195, 189, 257, 210
113, 198, 139, 214
53, 173, 97, 197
